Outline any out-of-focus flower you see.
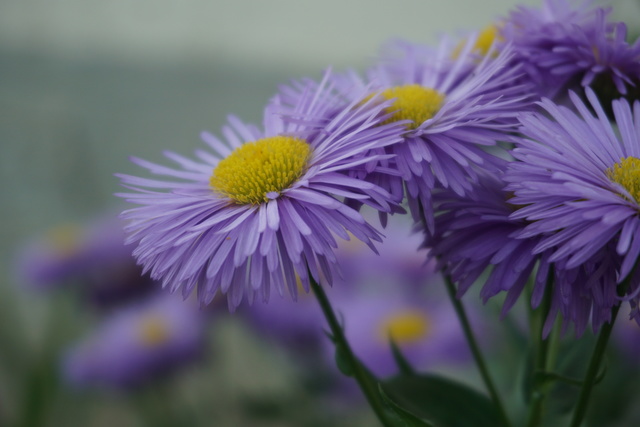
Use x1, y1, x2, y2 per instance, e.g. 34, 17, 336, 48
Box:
62, 294, 205, 389
246, 212, 474, 379
505, 90, 640, 333
335, 35, 530, 230
425, 169, 552, 318
330, 289, 473, 378
500, 0, 640, 98
16, 217, 154, 306
245, 213, 430, 355
117, 71, 406, 311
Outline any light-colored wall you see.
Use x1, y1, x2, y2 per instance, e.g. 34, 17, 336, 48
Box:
0, 0, 540, 69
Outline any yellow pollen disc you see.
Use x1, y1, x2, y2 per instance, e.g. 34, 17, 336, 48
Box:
210, 136, 311, 205
453, 24, 503, 58
474, 25, 502, 56
374, 85, 445, 130
46, 224, 82, 256
379, 310, 431, 345
606, 156, 640, 203
138, 316, 170, 346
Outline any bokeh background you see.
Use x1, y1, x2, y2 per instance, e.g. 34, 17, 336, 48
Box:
2, 0, 640, 426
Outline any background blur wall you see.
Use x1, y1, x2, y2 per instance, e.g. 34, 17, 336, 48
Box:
1, 0, 551, 267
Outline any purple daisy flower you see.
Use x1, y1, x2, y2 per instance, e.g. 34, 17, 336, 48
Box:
15, 217, 155, 306
62, 294, 205, 389
242, 212, 429, 361
117, 71, 406, 310
334, 35, 531, 230
501, 0, 640, 98
328, 288, 475, 379
505, 89, 640, 332
424, 169, 553, 317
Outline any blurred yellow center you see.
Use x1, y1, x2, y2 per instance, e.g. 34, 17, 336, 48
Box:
375, 85, 445, 130
210, 136, 311, 205
139, 316, 170, 346
46, 224, 81, 256
380, 310, 431, 344
607, 157, 640, 203
453, 24, 503, 58
474, 25, 502, 56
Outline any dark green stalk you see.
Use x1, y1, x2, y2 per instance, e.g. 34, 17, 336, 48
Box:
568, 304, 620, 427
569, 262, 638, 427
526, 267, 557, 427
443, 276, 512, 427
309, 274, 393, 427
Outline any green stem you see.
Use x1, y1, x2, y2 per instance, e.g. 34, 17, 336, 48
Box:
444, 276, 512, 427
309, 274, 393, 427
568, 304, 620, 427
526, 267, 557, 427
568, 261, 638, 427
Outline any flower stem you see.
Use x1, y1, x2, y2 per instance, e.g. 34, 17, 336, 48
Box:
568, 304, 620, 427
444, 276, 512, 427
526, 267, 558, 427
309, 274, 393, 427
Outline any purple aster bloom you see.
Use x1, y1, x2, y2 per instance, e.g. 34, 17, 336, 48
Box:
424, 169, 553, 317
117, 71, 406, 311
505, 89, 640, 333
62, 294, 205, 389
243, 213, 426, 357
334, 35, 531, 230
244, 286, 325, 355
501, 0, 640, 98
329, 290, 475, 379
15, 217, 154, 305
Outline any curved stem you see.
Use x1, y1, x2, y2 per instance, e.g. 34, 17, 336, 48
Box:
309, 274, 393, 427
568, 304, 620, 427
444, 276, 512, 427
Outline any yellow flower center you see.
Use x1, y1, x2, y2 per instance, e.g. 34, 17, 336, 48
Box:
474, 25, 502, 56
210, 136, 311, 205
46, 224, 81, 256
138, 315, 170, 347
453, 24, 503, 58
374, 85, 445, 130
379, 310, 431, 345
606, 156, 640, 203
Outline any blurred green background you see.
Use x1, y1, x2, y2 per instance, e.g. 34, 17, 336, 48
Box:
2, 0, 640, 426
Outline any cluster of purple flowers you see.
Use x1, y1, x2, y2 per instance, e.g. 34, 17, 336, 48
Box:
118, 0, 640, 342
17, 217, 208, 390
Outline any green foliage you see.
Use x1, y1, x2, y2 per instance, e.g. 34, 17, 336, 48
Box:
380, 375, 505, 427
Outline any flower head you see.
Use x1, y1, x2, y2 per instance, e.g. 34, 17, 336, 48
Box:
117, 71, 406, 310
425, 169, 552, 317
335, 35, 531, 230
16, 217, 154, 306
505, 89, 640, 332
62, 295, 205, 389
501, 0, 640, 98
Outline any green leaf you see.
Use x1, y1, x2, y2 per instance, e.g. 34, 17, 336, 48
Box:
389, 338, 416, 376
378, 383, 435, 427
381, 374, 505, 427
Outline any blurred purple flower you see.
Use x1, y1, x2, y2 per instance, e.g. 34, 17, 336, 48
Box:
501, 0, 640, 97
425, 169, 552, 318
63, 294, 205, 389
16, 217, 154, 306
